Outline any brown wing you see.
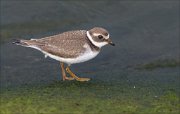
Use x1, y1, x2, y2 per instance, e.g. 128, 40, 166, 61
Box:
31, 30, 87, 58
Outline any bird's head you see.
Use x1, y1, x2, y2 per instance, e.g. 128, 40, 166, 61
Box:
87, 27, 115, 48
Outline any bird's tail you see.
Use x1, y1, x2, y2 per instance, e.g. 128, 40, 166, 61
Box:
12, 39, 44, 47
12, 39, 29, 46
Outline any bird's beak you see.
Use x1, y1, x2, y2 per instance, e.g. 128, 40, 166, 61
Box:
106, 39, 115, 46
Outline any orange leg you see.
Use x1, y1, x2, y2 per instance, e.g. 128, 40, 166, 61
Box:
66, 66, 90, 82
60, 62, 74, 81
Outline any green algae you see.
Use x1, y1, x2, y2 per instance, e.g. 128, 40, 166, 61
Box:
136, 59, 180, 70
0, 81, 179, 114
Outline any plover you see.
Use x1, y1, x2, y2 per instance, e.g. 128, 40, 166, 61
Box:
13, 27, 115, 81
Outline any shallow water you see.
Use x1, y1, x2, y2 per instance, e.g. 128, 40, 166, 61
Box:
1, 0, 179, 96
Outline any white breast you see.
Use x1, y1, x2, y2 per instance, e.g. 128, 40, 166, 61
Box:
41, 43, 99, 65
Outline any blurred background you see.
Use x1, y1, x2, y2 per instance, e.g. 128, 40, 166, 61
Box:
0, 0, 179, 95
0, 0, 179, 113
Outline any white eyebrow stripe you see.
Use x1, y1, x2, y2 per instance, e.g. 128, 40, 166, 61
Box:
93, 33, 101, 36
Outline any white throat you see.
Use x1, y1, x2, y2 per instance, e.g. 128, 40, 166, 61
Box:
86, 31, 108, 48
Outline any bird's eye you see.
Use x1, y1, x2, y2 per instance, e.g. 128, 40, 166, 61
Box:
98, 35, 103, 39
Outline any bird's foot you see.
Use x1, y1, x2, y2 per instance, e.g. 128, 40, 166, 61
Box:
63, 77, 75, 81
75, 77, 90, 82
66, 67, 90, 82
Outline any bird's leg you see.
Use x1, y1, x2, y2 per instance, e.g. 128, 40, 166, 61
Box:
60, 62, 74, 81
66, 66, 90, 82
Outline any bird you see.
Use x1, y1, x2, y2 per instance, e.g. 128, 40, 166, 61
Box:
13, 27, 115, 81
